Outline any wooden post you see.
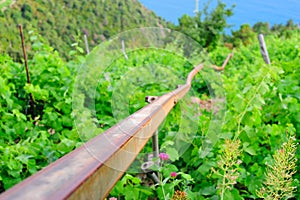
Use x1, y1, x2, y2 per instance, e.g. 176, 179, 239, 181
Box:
258, 34, 271, 65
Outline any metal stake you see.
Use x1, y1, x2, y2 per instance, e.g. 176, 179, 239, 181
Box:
145, 96, 160, 163
121, 40, 128, 60
84, 34, 90, 54
152, 130, 159, 165
19, 24, 34, 117
258, 34, 271, 65
144, 96, 160, 182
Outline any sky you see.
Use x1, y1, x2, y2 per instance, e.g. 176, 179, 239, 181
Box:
139, 0, 300, 31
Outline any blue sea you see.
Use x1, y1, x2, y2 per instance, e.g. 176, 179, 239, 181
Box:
139, 0, 300, 32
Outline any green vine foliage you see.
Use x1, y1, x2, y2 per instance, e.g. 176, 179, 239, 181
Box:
206, 31, 300, 199
107, 31, 300, 199
0, 27, 299, 200
0, 33, 82, 192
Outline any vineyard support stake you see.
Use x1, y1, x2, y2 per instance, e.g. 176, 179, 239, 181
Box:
84, 34, 90, 54
258, 34, 271, 64
144, 96, 160, 181
19, 24, 35, 117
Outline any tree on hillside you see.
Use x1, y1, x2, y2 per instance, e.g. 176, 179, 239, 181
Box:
175, 0, 234, 51
271, 19, 300, 38
253, 22, 271, 35
231, 24, 256, 47
0, 0, 168, 61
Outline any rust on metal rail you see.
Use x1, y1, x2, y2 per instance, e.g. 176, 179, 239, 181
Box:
0, 64, 204, 200
212, 52, 234, 71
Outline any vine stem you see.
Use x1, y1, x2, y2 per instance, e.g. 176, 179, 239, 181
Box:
220, 166, 228, 200
160, 174, 167, 200
234, 68, 269, 140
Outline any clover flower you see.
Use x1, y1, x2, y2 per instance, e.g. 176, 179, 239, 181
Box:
170, 172, 177, 177
159, 152, 169, 160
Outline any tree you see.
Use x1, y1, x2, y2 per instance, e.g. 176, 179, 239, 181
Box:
253, 22, 270, 35
176, 0, 234, 50
271, 19, 299, 38
231, 24, 256, 47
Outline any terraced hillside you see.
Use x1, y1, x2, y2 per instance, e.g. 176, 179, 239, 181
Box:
0, 0, 169, 60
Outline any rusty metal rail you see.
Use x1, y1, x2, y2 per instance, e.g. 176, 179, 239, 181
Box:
211, 52, 234, 71
0, 51, 234, 199
0, 64, 206, 200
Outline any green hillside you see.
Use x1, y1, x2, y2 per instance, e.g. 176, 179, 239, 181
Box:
0, 0, 168, 60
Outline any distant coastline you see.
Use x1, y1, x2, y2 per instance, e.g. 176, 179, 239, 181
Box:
139, 0, 300, 32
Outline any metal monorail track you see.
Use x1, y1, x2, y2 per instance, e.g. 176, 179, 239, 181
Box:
0, 53, 232, 200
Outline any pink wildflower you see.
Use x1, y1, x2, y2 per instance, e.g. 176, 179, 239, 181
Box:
109, 197, 117, 200
170, 172, 177, 177
159, 152, 169, 160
